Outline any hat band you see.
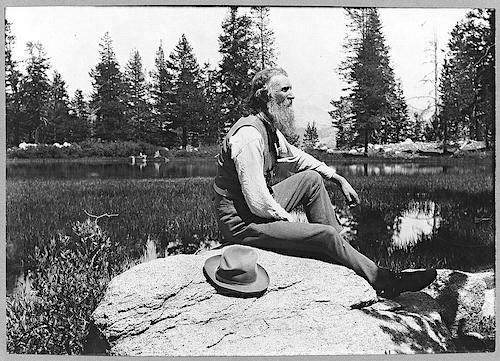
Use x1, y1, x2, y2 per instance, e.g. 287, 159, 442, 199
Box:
215, 268, 257, 286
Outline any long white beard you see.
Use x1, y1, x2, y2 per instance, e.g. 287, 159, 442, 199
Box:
267, 99, 296, 136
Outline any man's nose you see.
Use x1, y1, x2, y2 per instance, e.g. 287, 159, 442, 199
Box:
288, 92, 294, 100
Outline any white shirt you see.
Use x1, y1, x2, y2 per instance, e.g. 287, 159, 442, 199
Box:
229, 126, 336, 220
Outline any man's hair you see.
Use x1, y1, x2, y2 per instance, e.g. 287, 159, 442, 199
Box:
247, 67, 288, 113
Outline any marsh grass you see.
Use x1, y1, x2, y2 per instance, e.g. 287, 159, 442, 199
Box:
6, 177, 220, 282
7, 170, 494, 287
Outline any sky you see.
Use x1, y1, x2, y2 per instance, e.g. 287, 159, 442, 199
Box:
6, 6, 470, 128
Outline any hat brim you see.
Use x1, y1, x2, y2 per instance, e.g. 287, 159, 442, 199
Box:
203, 254, 270, 297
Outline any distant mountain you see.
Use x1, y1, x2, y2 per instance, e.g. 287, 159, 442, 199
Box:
294, 125, 337, 149
292, 100, 344, 148
293, 101, 333, 129
406, 103, 434, 123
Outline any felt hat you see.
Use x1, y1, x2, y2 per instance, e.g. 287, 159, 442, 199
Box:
203, 245, 269, 297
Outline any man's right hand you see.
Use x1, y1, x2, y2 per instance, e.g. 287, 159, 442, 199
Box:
341, 179, 360, 207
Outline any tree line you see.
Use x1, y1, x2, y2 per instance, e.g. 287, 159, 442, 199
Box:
5, 7, 277, 148
330, 8, 495, 153
5, 7, 495, 152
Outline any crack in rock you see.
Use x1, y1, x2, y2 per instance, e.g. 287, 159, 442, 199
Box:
206, 331, 235, 348
349, 299, 378, 310
269, 279, 303, 292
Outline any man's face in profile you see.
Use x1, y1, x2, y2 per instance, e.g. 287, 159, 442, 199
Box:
266, 75, 296, 135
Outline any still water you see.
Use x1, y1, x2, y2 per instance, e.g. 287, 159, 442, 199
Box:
6, 158, 491, 179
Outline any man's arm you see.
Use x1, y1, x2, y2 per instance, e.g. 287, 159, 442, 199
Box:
276, 130, 360, 206
230, 126, 294, 221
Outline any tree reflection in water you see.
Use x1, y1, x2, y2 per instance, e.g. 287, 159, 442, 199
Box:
335, 195, 493, 272
390, 200, 441, 253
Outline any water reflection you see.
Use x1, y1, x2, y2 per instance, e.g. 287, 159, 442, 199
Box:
335, 197, 493, 272
330, 163, 487, 176
390, 200, 441, 253
339, 199, 442, 248
6, 159, 490, 179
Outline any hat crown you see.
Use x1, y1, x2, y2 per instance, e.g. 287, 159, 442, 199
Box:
216, 246, 258, 285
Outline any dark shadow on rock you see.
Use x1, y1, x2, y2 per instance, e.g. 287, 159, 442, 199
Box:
453, 318, 495, 352
83, 321, 110, 355
432, 271, 468, 331
361, 292, 452, 353
362, 270, 494, 353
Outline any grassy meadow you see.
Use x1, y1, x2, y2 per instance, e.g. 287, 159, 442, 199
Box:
7, 178, 220, 282
7, 169, 494, 282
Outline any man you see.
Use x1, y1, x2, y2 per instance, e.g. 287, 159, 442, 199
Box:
213, 67, 436, 299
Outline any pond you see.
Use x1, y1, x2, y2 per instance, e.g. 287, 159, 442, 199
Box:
6, 159, 495, 294
6, 158, 491, 179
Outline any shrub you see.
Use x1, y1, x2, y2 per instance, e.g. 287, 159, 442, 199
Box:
6, 219, 119, 354
7, 141, 163, 159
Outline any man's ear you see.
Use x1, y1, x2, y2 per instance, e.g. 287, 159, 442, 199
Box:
256, 87, 268, 101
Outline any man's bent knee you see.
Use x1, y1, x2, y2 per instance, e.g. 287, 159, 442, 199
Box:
301, 169, 324, 187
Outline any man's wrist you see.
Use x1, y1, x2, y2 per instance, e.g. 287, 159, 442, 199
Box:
330, 173, 346, 187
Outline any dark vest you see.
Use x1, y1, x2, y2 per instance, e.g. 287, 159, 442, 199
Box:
214, 113, 278, 198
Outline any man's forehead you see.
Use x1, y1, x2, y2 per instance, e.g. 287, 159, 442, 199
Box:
268, 74, 291, 89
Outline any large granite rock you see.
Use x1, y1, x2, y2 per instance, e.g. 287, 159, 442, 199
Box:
90, 248, 472, 356
422, 269, 495, 342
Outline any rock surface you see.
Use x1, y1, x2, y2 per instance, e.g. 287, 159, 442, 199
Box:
89, 248, 492, 356
422, 269, 495, 339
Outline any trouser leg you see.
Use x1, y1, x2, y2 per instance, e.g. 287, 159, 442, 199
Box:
271, 170, 342, 232
237, 220, 380, 286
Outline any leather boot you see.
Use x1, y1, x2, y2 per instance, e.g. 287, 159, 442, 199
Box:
375, 268, 437, 299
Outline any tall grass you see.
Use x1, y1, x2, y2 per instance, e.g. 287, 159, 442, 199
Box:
6, 177, 220, 291
7, 171, 494, 284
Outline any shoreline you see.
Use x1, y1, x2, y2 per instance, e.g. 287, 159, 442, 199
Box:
6, 151, 494, 165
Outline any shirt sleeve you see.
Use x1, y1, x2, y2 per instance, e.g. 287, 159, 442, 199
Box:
230, 126, 292, 220
275, 130, 336, 178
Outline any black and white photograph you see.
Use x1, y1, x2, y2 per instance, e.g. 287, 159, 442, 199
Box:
3, 0, 497, 357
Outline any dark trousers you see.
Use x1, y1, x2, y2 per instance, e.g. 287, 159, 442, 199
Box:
214, 170, 382, 287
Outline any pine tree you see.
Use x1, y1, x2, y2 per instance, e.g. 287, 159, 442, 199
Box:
387, 79, 412, 142
89, 32, 127, 141
124, 49, 152, 141
19, 41, 51, 143
330, 96, 356, 149
5, 19, 23, 146
335, 8, 410, 153
412, 112, 426, 141
69, 89, 91, 142
46, 70, 71, 142
200, 62, 223, 145
303, 121, 319, 149
217, 7, 257, 129
250, 6, 277, 70
439, 9, 495, 150
168, 34, 205, 148
150, 41, 176, 146
439, 58, 461, 153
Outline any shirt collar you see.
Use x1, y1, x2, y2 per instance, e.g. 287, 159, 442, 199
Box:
257, 111, 276, 130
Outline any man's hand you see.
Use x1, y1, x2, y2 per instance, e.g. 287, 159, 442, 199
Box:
331, 174, 360, 207
341, 179, 360, 207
